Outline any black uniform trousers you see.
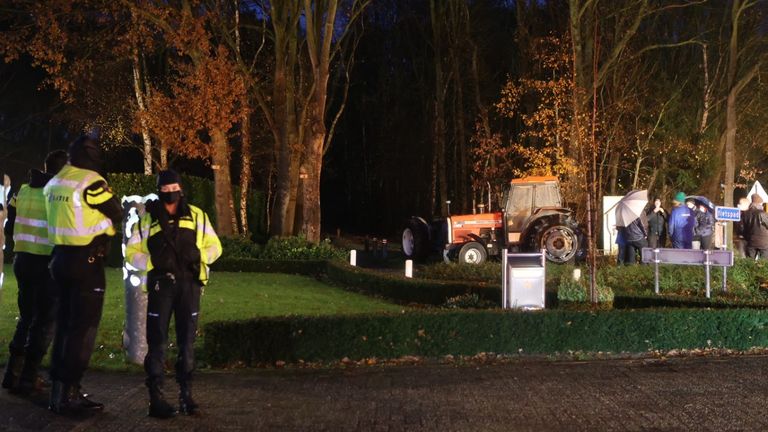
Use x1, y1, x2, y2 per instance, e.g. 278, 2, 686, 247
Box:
144, 274, 201, 387
9, 252, 58, 364
48, 246, 106, 385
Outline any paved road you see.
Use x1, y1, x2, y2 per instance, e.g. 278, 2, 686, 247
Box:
1, 355, 767, 431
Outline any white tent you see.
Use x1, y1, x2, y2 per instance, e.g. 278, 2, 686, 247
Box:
747, 180, 768, 204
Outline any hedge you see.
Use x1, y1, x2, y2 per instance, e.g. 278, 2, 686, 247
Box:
211, 258, 326, 275
325, 261, 501, 305
202, 308, 768, 366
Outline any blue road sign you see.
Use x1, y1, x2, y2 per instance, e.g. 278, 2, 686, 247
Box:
715, 206, 741, 222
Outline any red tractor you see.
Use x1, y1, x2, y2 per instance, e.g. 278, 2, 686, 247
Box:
401, 176, 583, 264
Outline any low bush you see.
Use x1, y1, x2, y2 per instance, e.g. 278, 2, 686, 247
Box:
418, 258, 768, 303
210, 258, 326, 275
442, 293, 496, 309
325, 261, 500, 305
202, 308, 768, 366
556, 274, 614, 304
260, 236, 346, 261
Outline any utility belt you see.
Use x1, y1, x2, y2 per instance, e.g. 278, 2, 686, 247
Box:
53, 242, 108, 264
148, 269, 197, 291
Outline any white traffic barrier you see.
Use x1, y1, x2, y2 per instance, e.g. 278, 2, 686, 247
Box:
350, 249, 357, 266
121, 194, 156, 365
405, 260, 413, 278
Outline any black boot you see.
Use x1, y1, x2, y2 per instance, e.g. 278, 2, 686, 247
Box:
148, 383, 177, 419
49, 382, 104, 414
48, 380, 70, 414
2, 352, 25, 390
15, 354, 48, 395
178, 382, 199, 416
70, 384, 104, 411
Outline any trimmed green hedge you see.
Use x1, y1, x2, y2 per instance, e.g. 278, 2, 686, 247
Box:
325, 261, 501, 305
211, 258, 326, 275
202, 308, 768, 366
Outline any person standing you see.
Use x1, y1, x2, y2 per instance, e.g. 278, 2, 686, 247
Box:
45, 135, 121, 414
126, 170, 222, 419
614, 225, 627, 265
623, 216, 648, 265
2, 151, 67, 394
694, 204, 715, 250
668, 192, 696, 249
646, 198, 667, 249
743, 194, 768, 260
734, 197, 750, 257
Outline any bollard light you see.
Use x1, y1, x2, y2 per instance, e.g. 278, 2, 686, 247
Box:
350, 249, 357, 266
572, 268, 581, 281
405, 260, 413, 278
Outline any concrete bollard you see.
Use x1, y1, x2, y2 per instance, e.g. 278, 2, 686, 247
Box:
405, 260, 413, 278
350, 250, 357, 266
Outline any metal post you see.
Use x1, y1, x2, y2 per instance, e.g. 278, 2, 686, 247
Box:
704, 250, 711, 299
502, 249, 508, 309
722, 225, 728, 293
654, 249, 660, 295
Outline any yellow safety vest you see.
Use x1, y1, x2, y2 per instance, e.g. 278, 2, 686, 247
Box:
12, 184, 52, 255
125, 204, 222, 286
43, 164, 116, 246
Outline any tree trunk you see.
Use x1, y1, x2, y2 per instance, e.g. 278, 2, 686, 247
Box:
211, 128, 235, 236
431, 0, 449, 216
302, 122, 324, 243
269, 3, 300, 237
131, 47, 153, 175
239, 110, 251, 235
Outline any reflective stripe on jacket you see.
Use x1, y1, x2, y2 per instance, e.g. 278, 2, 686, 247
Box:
13, 184, 52, 255
125, 204, 222, 286
43, 164, 116, 246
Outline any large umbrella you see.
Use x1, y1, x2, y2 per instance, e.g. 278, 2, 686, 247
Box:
686, 195, 714, 210
615, 189, 648, 227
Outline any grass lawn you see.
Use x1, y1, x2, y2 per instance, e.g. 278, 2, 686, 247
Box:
0, 267, 405, 370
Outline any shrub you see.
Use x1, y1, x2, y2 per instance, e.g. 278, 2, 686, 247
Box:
210, 258, 326, 275
419, 262, 501, 283
442, 293, 496, 309
557, 274, 614, 304
202, 308, 768, 366
325, 261, 501, 305
261, 236, 346, 261
219, 236, 264, 259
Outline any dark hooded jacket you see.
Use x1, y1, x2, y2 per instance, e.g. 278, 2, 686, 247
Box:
743, 205, 768, 249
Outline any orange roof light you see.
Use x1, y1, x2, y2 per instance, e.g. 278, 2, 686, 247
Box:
510, 175, 558, 184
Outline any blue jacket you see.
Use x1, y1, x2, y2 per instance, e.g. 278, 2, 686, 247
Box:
668, 205, 696, 243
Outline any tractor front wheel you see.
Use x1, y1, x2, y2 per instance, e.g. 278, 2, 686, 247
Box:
458, 241, 487, 265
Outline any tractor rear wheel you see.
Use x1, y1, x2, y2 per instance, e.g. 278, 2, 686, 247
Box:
536, 224, 578, 264
458, 241, 487, 265
402, 219, 429, 262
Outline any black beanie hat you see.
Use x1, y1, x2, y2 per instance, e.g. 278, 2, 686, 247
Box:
157, 169, 181, 188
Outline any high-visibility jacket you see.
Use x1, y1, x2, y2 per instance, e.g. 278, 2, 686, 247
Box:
11, 184, 52, 255
43, 164, 116, 246
125, 204, 222, 286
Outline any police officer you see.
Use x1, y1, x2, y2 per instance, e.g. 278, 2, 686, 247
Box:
126, 169, 222, 418
2, 150, 67, 394
45, 135, 121, 414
